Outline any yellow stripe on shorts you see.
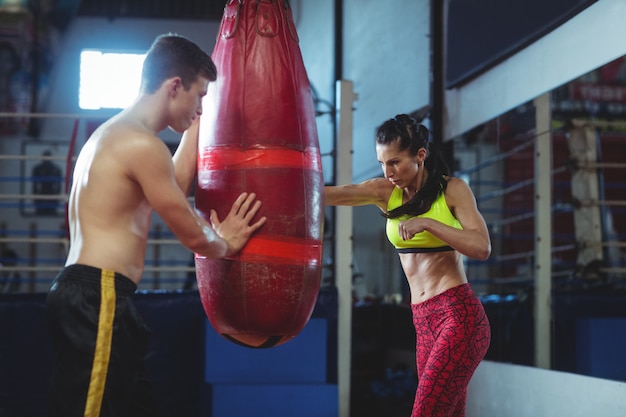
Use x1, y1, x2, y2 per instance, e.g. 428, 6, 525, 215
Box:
84, 269, 116, 417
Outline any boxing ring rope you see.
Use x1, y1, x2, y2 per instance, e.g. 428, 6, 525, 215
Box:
456, 133, 542, 289
575, 199, 626, 207
0, 112, 205, 293
463, 176, 626, 282
457, 118, 626, 281
454, 95, 626, 369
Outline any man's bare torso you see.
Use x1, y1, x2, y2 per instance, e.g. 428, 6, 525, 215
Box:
65, 116, 157, 284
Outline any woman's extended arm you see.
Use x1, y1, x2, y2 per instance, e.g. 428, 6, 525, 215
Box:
325, 178, 392, 211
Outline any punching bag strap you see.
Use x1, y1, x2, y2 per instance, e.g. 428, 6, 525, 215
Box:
222, 0, 242, 39
256, 0, 279, 37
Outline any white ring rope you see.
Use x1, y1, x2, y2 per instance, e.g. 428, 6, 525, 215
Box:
0, 154, 72, 161
455, 135, 537, 176
0, 237, 185, 245
0, 266, 196, 273
0, 112, 89, 119
489, 244, 577, 263
575, 199, 626, 207
0, 194, 68, 200
571, 161, 626, 170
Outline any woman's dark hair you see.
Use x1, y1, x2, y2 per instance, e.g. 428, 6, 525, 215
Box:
377, 114, 450, 219
141, 34, 217, 94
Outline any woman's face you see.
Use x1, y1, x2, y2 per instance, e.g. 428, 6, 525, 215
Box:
376, 140, 424, 189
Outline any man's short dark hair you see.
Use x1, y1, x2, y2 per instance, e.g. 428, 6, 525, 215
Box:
141, 34, 217, 94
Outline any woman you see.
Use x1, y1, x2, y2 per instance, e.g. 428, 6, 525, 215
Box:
325, 114, 491, 417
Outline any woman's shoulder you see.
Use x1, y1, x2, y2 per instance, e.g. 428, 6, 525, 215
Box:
444, 175, 469, 190
443, 176, 476, 206
368, 177, 395, 207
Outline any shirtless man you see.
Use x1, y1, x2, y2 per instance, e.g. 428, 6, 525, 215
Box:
45, 34, 266, 417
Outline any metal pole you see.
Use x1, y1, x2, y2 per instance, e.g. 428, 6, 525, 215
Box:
534, 92, 552, 369
430, 0, 445, 141
335, 79, 356, 417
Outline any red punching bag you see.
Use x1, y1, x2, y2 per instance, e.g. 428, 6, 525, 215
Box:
195, 0, 324, 348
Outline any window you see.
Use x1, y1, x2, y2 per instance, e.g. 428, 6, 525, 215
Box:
79, 50, 145, 110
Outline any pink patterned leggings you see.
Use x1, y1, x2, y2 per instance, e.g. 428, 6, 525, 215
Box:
411, 284, 490, 417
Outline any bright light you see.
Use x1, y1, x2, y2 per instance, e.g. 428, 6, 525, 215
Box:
79, 50, 145, 110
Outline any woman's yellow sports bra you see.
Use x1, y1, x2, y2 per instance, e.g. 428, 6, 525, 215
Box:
385, 186, 462, 253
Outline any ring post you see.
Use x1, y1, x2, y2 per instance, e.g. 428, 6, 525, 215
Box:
534, 92, 552, 369
335, 79, 356, 417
